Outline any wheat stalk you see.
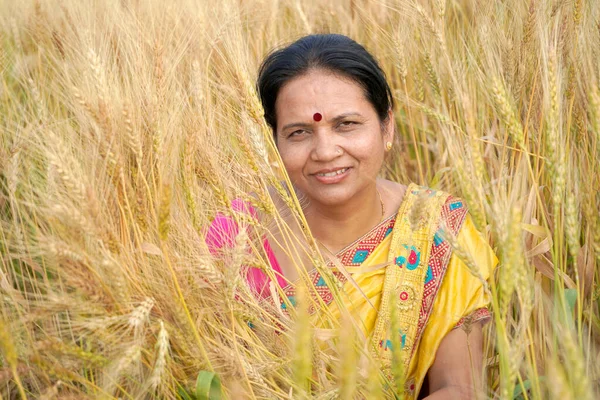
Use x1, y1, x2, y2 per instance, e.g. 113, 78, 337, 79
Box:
546, 50, 566, 209
491, 76, 525, 148
128, 297, 154, 339
149, 320, 170, 390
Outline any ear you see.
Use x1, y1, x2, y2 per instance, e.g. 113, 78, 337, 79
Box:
383, 109, 395, 144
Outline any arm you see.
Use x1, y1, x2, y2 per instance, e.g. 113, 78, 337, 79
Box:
425, 322, 484, 400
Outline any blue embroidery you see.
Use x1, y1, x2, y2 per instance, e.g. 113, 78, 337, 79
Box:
315, 276, 326, 287
395, 256, 406, 267
402, 245, 421, 270
379, 332, 406, 351
384, 227, 393, 237
352, 250, 369, 264
425, 265, 433, 284
281, 295, 296, 309
449, 201, 463, 211
434, 230, 444, 246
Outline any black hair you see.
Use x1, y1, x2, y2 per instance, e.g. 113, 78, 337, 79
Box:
257, 34, 394, 131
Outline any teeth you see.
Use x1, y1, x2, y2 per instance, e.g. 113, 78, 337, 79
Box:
317, 168, 347, 177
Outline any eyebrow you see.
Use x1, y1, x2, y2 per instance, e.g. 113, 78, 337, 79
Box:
280, 112, 364, 131
281, 121, 312, 131
330, 112, 363, 123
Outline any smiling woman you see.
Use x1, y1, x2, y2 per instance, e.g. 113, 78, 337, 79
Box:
208, 34, 497, 399
273, 69, 392, 214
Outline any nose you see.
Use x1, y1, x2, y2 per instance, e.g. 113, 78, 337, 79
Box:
310, 130, 342, 162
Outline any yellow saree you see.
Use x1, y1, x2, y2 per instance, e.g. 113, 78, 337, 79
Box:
271, 183, 497, 398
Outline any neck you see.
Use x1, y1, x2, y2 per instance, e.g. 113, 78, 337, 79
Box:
304, 182, 382, 254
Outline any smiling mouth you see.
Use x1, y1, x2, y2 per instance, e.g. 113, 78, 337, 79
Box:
315, 167, 349, 177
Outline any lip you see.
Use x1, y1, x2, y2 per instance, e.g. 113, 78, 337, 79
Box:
311, 167, 352, 184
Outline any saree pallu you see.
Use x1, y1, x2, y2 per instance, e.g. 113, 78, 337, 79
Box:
206, 183, 497, 398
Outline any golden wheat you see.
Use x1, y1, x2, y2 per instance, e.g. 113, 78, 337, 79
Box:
0, 0, 598, 398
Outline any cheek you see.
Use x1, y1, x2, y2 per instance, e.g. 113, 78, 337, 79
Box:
355, 136, 383, 158
352, 137, 385, 170
278, 146, 305, 174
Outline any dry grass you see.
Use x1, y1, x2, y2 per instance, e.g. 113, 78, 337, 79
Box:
0, 0, 599, 398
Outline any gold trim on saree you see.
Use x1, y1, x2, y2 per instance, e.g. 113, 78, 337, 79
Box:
370, 184, 469, 395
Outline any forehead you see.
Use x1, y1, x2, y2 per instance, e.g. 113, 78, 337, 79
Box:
274, 70, 372, 126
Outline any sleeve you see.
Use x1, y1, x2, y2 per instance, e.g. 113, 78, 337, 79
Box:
446, 214, 498, 329
204, 199, 257, 253
204, 199, 286, 298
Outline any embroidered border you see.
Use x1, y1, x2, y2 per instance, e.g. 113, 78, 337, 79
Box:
277, 216, 396, 316
454, 307, 491, 330
337, 215, 396, 266
410, 195, 468, 361
371, 183, 445, 380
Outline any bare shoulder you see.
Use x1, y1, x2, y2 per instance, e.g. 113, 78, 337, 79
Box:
377, 179, 408, 218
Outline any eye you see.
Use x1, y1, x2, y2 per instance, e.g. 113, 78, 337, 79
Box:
288, 129, 307, 138
337, 120, 358, 130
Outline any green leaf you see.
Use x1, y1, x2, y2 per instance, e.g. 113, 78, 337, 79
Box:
195, 371, 222, 400
564, 288, 578, 321
513, 376, 546, 399
177, 384, 194, 400
512, 379, 531, 399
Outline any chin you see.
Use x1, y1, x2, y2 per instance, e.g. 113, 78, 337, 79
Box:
306, 189, 355, 207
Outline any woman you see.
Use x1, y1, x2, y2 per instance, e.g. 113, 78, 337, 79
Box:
207, 34, 496, 399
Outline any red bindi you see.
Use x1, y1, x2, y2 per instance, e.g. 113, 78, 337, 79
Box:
313, 112, 322, 122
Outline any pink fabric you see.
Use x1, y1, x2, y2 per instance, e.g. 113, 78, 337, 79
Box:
205, 199, 286, 298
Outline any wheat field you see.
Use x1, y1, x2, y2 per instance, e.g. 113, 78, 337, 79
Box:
0, 0, 599, 398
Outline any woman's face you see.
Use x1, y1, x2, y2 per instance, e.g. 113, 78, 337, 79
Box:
274, 69, 393, 208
